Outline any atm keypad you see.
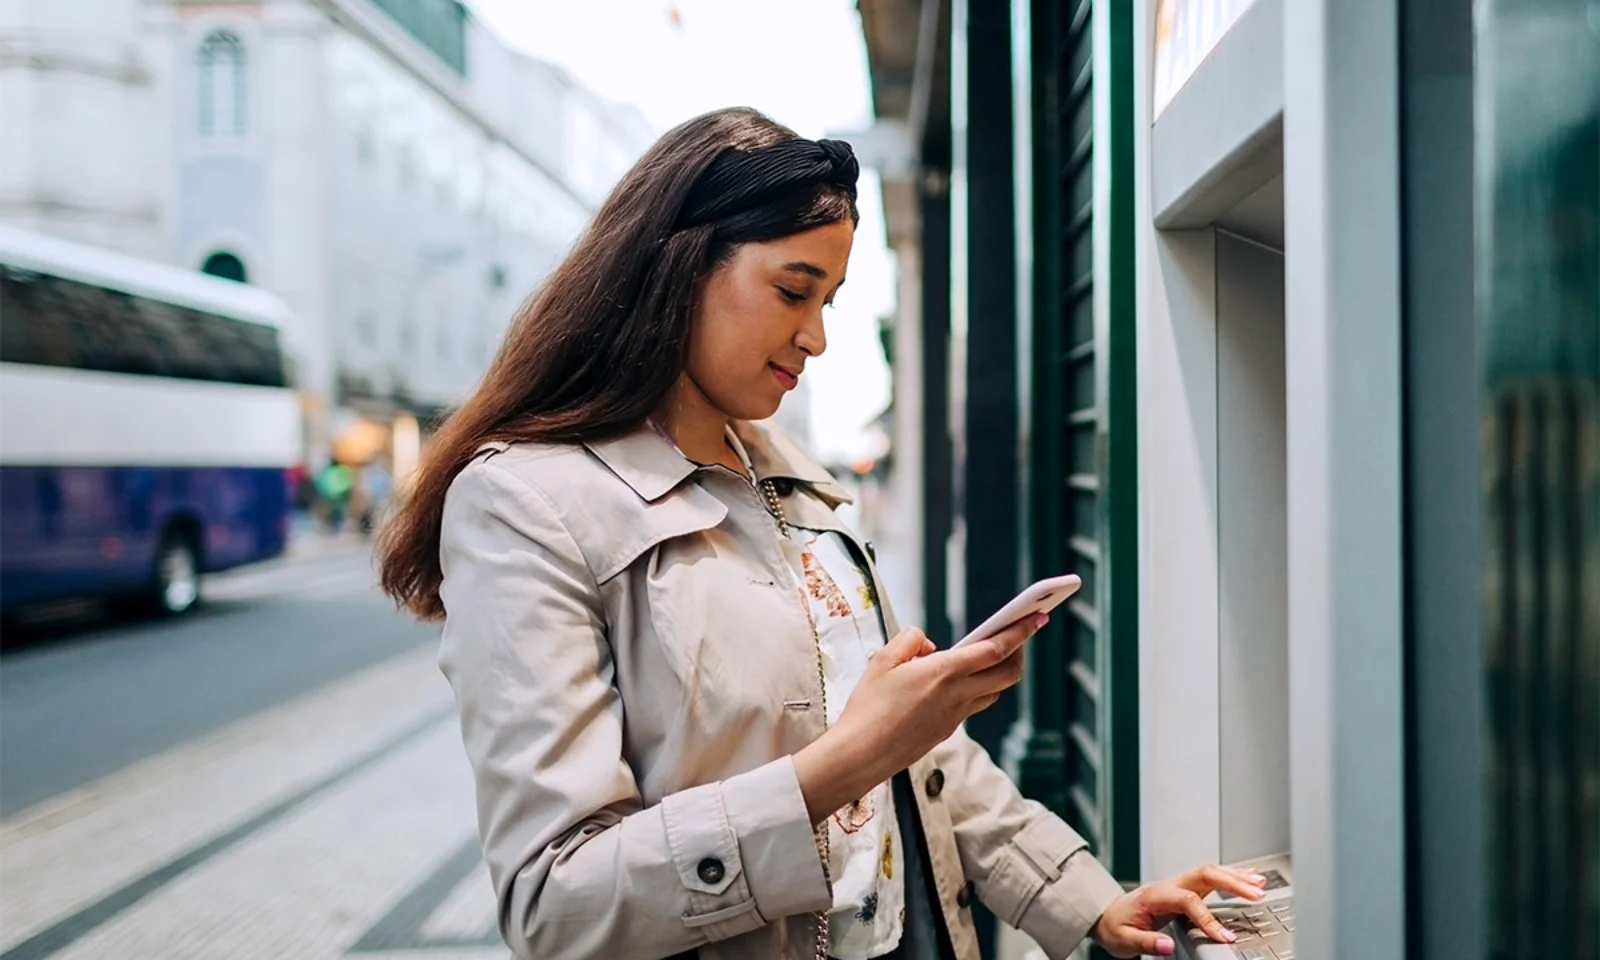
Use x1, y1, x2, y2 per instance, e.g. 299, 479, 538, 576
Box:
1186, 896, 1294, 959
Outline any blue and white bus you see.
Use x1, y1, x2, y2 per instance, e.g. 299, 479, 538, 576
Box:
0, 226, 303, 617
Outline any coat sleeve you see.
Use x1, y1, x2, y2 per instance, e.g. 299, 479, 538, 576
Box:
438, 458, 831, 959
931, 725, 1127, 958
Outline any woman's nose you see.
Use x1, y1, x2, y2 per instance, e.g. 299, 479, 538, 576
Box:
796, 312, 827, 357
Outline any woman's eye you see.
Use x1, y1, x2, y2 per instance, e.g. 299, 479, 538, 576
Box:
777, 288, 806, 303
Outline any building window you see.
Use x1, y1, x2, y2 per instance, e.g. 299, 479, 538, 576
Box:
200, 250, 248, 284
198, 31, 246, 137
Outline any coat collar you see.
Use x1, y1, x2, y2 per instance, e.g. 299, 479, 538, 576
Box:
730, 419, 850, 499
584, 419, 854, 506
581, 425, 696, 502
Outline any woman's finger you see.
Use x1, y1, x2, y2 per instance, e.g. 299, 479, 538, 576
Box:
1179, 864, 1265, 902
1195, 863, 1263, 891
985, 614, 1045, 655
870, 628, 933, 672
1219, 865, 1269, 896
963, 647, 1027, 699
1214, 864, 1266, 886
1102, 926, 1176, 958
1148, 888, 1234, 946
938, 614, 1046, 674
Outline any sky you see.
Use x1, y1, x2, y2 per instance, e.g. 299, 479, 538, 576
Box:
467, 0, 896, 461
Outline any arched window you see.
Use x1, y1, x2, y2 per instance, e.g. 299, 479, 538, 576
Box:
201, 251, 248, 283
197, 31, 246, 137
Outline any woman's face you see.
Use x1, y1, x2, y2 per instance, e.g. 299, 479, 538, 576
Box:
684, 219, 854, 422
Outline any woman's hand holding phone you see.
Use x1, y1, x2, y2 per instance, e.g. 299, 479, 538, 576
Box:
792, 614, 1047, 825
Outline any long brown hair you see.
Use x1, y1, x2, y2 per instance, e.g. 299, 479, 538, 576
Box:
378, 107, 859, 619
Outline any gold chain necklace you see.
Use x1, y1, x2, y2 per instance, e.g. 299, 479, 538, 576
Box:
758, 477, 832, 960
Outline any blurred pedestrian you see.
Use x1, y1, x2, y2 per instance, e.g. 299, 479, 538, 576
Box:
376, 108, 1260, 960
315, 459, 354, 535
358, 459, 391, 537
286, 462, 310, 512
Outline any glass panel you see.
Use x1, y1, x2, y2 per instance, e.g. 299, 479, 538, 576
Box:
1067, 286, 1095, 347
1477, 0, 1600, 955
1070, 617, 1098, 678
0, 267, 286, 387
1073, 556, 1098, 605
1066, 95, 1094, 171
197, 49, 213, 136
1071, 489, 1097, 537
1065, 18, 1094, 106
1067, 229, 1094, 290
1073, 672, 1098, 736
198, 32, 245, 137
1070, 422, 1097, 474
368, 0, 467, 75
1068, 161, 1094, 226
1069, 356, 1097, 410
1071, 743, 1099, 798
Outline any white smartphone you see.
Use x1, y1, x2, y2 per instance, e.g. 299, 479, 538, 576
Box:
951, 574, 1082, 649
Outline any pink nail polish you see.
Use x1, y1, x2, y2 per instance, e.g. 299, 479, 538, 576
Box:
1222, 929, 1237, 943
1155, 935, 1175, 955
1034, 613, 1050, 628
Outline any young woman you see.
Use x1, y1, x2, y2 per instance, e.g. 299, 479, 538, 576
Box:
379, 107, 1263, 960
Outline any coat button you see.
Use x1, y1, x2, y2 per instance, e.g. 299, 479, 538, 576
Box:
957, 880, 975, 908
925, 768, 946, 798
696, 857, 725, 884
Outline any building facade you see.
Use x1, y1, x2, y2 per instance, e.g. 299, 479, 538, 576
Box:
0, 0, 654, 465
859, 0, 1597, 958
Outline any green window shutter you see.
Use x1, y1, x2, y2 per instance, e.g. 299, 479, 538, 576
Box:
1016, 0, 1138, 883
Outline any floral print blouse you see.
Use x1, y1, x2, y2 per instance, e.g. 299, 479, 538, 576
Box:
783, 528, 906, 959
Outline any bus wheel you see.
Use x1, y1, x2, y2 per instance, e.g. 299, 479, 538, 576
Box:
149, 530, 201, 615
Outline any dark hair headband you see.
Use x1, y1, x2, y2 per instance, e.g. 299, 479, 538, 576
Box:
676, 138, 860, 229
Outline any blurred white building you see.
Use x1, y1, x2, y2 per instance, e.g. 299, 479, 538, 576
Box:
0, 0, 654, 463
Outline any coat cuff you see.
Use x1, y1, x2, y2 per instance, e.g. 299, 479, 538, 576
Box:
659, 757, 831, 940
981, 816, 1126, 958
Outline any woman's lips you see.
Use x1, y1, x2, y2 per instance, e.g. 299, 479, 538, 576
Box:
769, 364, 799, 390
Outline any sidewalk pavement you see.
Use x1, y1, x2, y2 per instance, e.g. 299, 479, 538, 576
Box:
0, 647, 498, 960
285, 514, 372, 562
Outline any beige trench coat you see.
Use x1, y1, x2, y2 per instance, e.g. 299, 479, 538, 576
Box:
437, 419, 1124, 960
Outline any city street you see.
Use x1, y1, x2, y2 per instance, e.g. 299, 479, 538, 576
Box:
0, 543, 501, 960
